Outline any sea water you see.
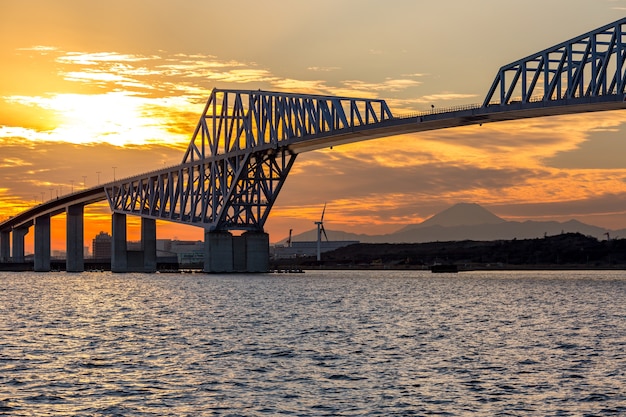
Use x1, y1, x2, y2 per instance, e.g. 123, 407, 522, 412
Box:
1, 269, 625, 416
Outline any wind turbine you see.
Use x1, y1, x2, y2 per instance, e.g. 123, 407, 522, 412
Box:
315, 203, 329, 261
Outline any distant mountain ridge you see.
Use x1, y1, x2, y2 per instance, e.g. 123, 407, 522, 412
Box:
282, 203, 620, 244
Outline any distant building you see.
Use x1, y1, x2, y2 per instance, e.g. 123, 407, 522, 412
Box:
157, 239, 172, 253
171, 240, 204, 265
89, 236, 204, 264
272, 240, 359, 259
92, 231, 112, 259
157, 239, 204, 266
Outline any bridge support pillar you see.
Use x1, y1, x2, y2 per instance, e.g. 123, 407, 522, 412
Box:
204, 231, 234, 273
243, 232, 270, 273
66, 204, 84, 272
112, 214, 157, 273
12, 226, 29, 263
233, 235, 246, 271
34, 214, 51, 272
0, 230, 9, 262
111, 213, 127, 273
203, 231, 269, 273
141, 218, 157, 273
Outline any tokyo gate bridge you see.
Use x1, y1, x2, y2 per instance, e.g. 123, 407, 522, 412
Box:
2, 17, 626, 272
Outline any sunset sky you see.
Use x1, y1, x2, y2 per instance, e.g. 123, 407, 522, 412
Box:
3, 1, 626, 252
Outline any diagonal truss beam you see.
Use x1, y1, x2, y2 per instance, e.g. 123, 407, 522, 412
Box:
181, 89, 393, 163
483, 17, 626, 106
105, 148, 297, 232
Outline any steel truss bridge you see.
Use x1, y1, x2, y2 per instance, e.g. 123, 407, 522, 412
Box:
3, 17, 626, 271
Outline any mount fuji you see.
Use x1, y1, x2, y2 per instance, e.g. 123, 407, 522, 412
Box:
282, 203, 618, 244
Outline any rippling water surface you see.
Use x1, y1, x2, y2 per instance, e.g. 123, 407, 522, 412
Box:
1, 269, 625, 416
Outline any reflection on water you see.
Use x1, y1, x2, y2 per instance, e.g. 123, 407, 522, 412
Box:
1, 270, 625, 415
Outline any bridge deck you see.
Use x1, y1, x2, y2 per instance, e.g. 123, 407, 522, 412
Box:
288, 95, 626, 153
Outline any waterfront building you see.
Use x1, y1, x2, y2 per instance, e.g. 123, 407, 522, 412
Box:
92, 231, 112, 259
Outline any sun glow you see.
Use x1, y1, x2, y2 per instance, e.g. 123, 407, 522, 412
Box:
52, 92, 177, 146
7, 92, 193, 146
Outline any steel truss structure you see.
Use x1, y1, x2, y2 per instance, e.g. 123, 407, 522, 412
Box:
484, 17, 626, 106
102, 20, 626, 234
5, 19, 626, 240
105, 90, 393, 232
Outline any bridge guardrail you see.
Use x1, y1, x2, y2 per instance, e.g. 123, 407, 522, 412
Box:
395, 103, 482, 119
392, 93, 578, 119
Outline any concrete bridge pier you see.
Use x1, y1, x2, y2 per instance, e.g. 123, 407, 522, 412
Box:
111, 213, 127, 273
0, 230, 10, 262
204, 231, 234, 273
34, 214, 51, 272
111, 213, 157, 273
140, 217, 157, 273
203, 230, 269, 273
12, 226, 29, 263
243, 232, 270, 273
66, 204, 84, 272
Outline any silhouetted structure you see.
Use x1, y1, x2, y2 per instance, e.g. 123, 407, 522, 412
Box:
92, 231, 112, 259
